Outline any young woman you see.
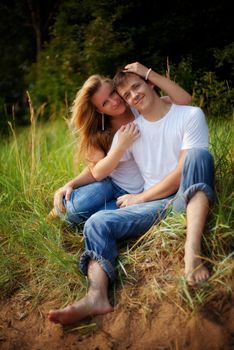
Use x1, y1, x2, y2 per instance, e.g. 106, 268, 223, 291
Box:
50, 62, 192, 225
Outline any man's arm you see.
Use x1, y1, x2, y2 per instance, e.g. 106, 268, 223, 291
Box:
123, 62, 192, 105
117, 150, 187, 207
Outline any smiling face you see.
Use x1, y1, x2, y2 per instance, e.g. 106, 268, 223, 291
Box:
115, 74, 155, 113
91, 81, 127, 117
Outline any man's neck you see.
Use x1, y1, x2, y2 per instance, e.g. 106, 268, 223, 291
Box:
141, 98, 171, 122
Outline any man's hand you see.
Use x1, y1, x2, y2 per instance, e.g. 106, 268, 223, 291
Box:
53, 184, 73, 213
117, 193, 145, 208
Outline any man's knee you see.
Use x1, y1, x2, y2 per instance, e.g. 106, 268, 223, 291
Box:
186, 148, 214, 165
84, 211, 107, 237
185, 148, 215, 184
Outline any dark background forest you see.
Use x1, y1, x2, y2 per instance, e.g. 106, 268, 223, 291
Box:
0, 0, 233, 134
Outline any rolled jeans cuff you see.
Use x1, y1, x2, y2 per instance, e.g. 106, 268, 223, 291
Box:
173, 182, 215, 212
184, 182, 215, 205
79, 250, 115, 282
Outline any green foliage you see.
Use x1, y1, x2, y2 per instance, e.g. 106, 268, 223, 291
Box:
26, 0, 233, 120
0, 1, 34, 102
0, 0, 233, 130
82, 17, 132, 75
26, 0, 90, 116
213, 43, 234, 80
27, 40, 83, 118
167, 56, 234, 118
193, 72, 234, 117
0, 97, 11, 136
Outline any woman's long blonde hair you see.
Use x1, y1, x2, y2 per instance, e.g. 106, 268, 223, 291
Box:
70, 75, 114, 163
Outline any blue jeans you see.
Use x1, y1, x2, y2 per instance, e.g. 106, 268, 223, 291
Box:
64, 178, 129, 225
79, 148, 215, 281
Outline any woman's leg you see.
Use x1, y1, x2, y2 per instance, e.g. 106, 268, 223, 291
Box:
64, 178, 126, 225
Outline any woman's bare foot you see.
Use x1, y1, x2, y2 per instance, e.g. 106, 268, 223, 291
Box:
48, 293, 113, 325
46, 208, 59, 221
184, 245, 209, 287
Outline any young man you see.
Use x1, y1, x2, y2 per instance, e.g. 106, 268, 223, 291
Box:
112, 62, 215, 280
48, 63, 215, 326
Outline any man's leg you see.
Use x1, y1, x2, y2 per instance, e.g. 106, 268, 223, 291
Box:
173, 148, 215, 286
48, 260, 113, 325
80, 198, 172, 279
48, 197, 171, 325
185, 191, 210, 286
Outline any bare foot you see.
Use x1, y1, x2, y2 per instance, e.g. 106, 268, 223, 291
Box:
46, 208, 59, 221
48, 294, 113, 325
184, 246, 209, 287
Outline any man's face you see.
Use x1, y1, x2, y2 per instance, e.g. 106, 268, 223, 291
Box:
116, 74, 153, 112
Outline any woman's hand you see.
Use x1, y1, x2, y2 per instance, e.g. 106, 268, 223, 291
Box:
123, 62, 149, 80
123, 62, 192, 105
117, 122, 140, 150
53, 184, 73, 213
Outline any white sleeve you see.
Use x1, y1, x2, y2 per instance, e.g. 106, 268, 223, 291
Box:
181, 108, 208, 149
108, 131, 132, 161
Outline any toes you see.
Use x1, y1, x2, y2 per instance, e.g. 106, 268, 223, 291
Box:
48, 311, 61, 324
187, 268, 209, 287
185, 273, 196, 287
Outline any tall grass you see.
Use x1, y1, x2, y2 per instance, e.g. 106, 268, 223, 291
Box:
0, 106, 233, 318
0, 114, 87, 304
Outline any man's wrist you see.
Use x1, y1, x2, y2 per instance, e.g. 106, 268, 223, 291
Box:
138, 192, 147, 203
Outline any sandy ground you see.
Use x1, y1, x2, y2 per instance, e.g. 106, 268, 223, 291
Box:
0, 289, 233, 350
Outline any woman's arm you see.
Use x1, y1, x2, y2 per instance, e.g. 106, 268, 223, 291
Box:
53, 123, 139, 212
123, 62, 192, 105
89, 123, 139, 181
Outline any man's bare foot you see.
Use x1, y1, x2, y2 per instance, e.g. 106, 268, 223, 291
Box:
184, 246, 209, 287
48, 294, 113, 325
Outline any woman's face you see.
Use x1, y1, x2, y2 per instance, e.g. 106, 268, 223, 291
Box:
91, 82, 127, 116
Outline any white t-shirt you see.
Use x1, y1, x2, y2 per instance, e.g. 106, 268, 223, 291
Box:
112, 104, 208, 190
110, 108, 144, 193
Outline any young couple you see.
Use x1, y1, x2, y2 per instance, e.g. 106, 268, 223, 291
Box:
48, 62, 215, 326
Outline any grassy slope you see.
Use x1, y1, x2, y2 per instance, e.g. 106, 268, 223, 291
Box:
0, 113, 233, 316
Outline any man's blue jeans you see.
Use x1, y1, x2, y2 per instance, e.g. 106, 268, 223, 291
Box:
77, 148, 215, 281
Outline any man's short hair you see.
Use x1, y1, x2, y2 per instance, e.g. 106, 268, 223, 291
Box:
113, 70, 139, 90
